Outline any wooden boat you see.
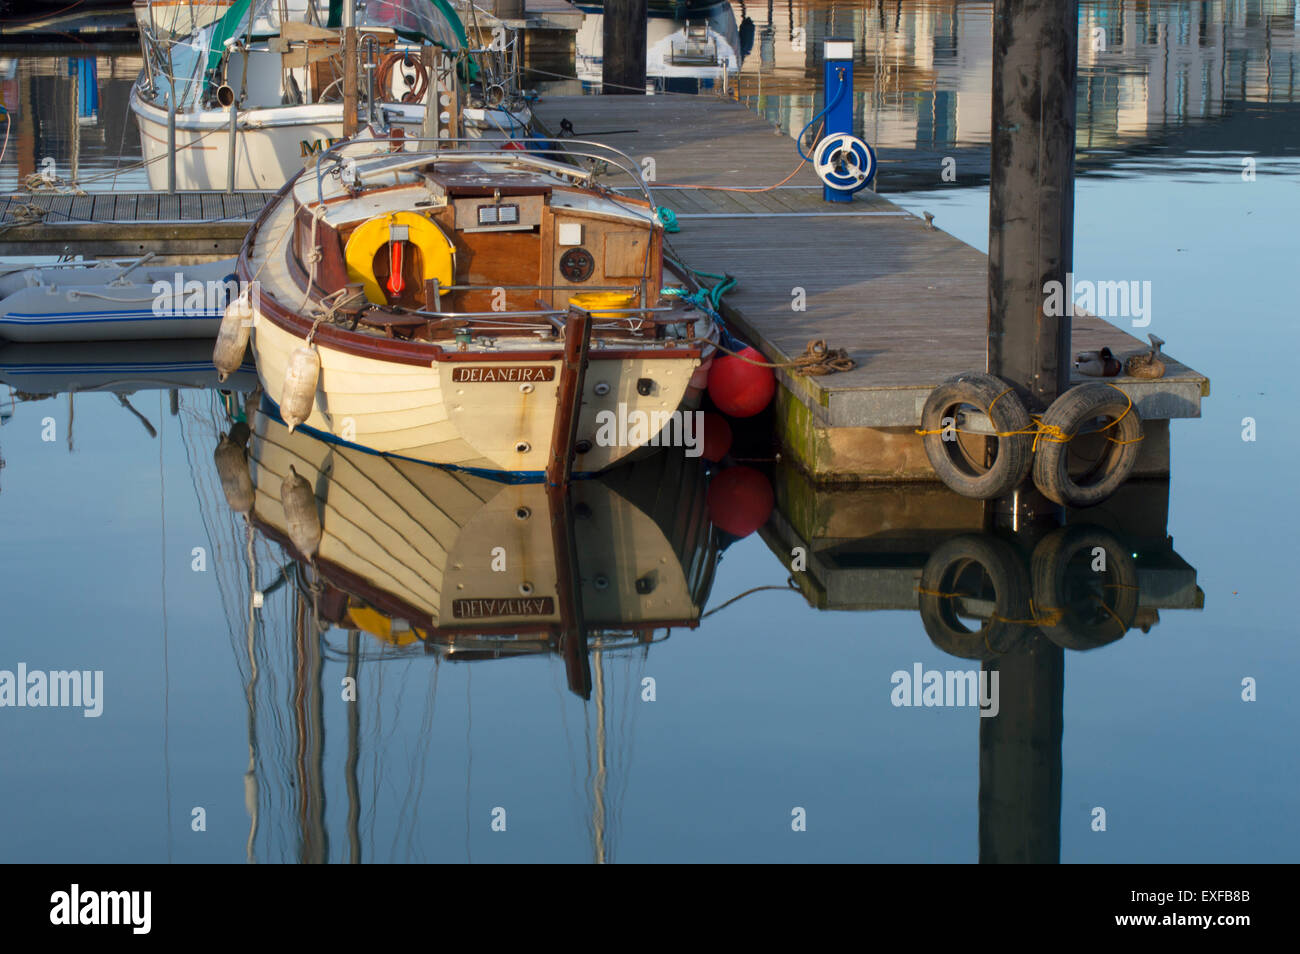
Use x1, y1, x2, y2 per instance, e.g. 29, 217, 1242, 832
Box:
225, 133, 719, 476
230, 402, 717, 691
0, 257, 236, 342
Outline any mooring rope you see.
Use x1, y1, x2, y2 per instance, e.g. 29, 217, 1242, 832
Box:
712, 336, 857, 376
663, 257, 857, 376
914, 383, 1144, 449
0, 202, 48, 232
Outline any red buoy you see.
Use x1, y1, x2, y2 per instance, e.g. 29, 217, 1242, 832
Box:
700, 411, 732, 463
502, 139, 527, 151
708, 347, 776, 418
707, 465, 775, 538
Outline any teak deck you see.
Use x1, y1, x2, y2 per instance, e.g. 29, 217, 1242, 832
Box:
533, 95, 1209, 481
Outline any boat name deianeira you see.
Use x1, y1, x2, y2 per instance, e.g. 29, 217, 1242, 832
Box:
215, 131, 721, 477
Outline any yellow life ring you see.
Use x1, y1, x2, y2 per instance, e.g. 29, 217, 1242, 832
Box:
347, 604, 425, 647
344, 211, 455, 305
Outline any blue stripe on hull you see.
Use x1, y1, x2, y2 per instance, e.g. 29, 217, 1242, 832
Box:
257, 395, 604, 486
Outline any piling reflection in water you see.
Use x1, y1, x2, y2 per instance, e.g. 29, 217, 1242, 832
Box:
762, 462, 1202, 863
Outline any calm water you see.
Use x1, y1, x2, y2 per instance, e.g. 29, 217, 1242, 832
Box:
1, 1, 1297, 862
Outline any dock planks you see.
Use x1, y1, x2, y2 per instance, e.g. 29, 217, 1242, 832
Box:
0, 190, 274, 257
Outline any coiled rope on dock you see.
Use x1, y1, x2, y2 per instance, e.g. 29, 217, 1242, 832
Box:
713, 337, 857, 376
0, 202, 49, 232
664, 256, 857, 376
22, 172, 86, 195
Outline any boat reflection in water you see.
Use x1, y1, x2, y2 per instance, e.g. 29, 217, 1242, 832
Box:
231, 399, 719, 698
209, 396, 724, 861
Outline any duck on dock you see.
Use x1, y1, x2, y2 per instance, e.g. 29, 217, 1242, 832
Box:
1073, 346, 1122, 377
1125, 334, 1166, 379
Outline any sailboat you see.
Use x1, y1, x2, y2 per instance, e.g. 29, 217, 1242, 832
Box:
129, 0, 533, 191
217, 131, 720, 475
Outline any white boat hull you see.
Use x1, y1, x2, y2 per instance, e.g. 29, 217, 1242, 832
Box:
250, 308, 704, 475
130, 86, 533, 192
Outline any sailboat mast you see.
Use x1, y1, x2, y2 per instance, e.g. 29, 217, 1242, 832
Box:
592, 648, 607, 865
345, 628, 361, 864
343, 0, 358, 136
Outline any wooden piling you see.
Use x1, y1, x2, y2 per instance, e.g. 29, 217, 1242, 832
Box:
602, 0, 648, 94
986, 0, 1079, 410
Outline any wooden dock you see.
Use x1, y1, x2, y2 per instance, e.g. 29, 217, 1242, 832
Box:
533, 96, 1209, 481
0, 191, 272, 257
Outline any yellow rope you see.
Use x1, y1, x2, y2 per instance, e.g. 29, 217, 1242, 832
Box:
915, 587, 969, 599
914, 382, 1143, 448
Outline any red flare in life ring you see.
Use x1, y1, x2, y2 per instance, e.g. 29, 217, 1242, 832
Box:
387, 240, 405, 298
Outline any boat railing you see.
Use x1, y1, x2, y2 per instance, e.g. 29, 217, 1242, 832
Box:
407, 304, 683, 327
313, 136, 657, 208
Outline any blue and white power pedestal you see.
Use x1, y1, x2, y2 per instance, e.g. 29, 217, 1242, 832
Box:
816, 38, 876, 203
822, 39, 855, 203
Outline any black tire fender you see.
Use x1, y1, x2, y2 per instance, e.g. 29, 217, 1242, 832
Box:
920, 372, 1033, 499
918, 533, 1033, 660
1032, 383, 1144, 507
1030, 524, 1139, 651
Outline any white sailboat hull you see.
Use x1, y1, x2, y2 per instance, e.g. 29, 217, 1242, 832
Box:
130, 86, 533, 192
250, 307, 705, 475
